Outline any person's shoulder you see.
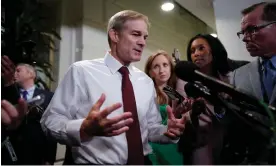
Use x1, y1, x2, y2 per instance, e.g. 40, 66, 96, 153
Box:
71, 59, 105, 68
35, 87, 53, 95
131, 66, 153, 84
233, 59, 257, 74
69, 59, 107, 74
229, 59, 258, 85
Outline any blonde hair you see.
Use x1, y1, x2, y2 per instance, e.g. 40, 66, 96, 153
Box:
145, 50, 176, 105
107, 10, 150, 47
17, 63, 36, 79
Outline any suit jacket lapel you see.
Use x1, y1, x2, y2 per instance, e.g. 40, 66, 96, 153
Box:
33, 88, 40, 98
249, 60, 263, 101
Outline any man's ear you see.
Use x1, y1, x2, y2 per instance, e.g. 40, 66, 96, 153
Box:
28, 71, 34, 80
26, 69, 35, 80
108, 29, 119, 44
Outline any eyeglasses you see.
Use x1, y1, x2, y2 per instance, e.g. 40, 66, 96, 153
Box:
237, 21, 276, 39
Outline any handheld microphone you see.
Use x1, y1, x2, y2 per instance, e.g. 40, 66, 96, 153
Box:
175, 61, 274, 116
185, 82, 273, 130
190, 99, 206, 127
175, 61, 248, 98
184, 81, 211, 99
175, 60, 276, 164
177, 61, 275, 133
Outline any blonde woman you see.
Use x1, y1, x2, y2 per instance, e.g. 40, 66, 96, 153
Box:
145, 50, 184, 165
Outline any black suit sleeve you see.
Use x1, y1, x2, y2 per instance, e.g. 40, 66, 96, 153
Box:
35, 89, 57, 164
44, 137, 57, 164
43, 91, 57, 164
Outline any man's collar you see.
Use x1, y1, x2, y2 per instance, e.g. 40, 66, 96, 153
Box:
260, 55, 276, 69
20, 85, 35, 92
104, 51, 134, 75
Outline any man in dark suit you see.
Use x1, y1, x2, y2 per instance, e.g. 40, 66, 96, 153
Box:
1, 59, 57, 164
228, 2, 276, 164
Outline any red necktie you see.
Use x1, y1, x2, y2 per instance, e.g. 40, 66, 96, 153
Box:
119, 67, 144, 165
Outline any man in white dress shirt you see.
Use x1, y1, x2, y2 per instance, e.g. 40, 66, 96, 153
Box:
40, 10, 186, 165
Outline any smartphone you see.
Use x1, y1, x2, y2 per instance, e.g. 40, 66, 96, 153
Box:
163, 85, 184, 104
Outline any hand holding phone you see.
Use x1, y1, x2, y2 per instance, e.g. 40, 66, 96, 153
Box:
163, 85, 194, 117
163, 85, 184, 104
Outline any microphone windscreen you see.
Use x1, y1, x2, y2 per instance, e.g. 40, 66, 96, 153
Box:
175, 61, 199, 82
184, 82, 201, 98
192, 99, 206, 117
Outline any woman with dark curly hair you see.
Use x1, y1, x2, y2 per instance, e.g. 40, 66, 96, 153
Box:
177, 34, 231, 165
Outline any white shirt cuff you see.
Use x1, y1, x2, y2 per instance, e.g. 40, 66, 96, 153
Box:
149, 125, 179, 143
66, 118, 84, 146
164, 125, 180, 143
170, 137, 180, 143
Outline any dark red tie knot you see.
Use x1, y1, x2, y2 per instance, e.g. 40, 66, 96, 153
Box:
118, 66, 129, 76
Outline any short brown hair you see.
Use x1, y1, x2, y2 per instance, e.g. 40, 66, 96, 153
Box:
107, 10, 150, 47
242, 2, 276, 22
145, 50, 176, 105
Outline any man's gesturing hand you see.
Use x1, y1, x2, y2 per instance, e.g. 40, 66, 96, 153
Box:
80, 94, 133, 141
164, 106, 187, 139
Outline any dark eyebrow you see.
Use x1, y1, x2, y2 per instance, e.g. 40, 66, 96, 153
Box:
242, 24, 257, 30
193, 44, 204, 48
